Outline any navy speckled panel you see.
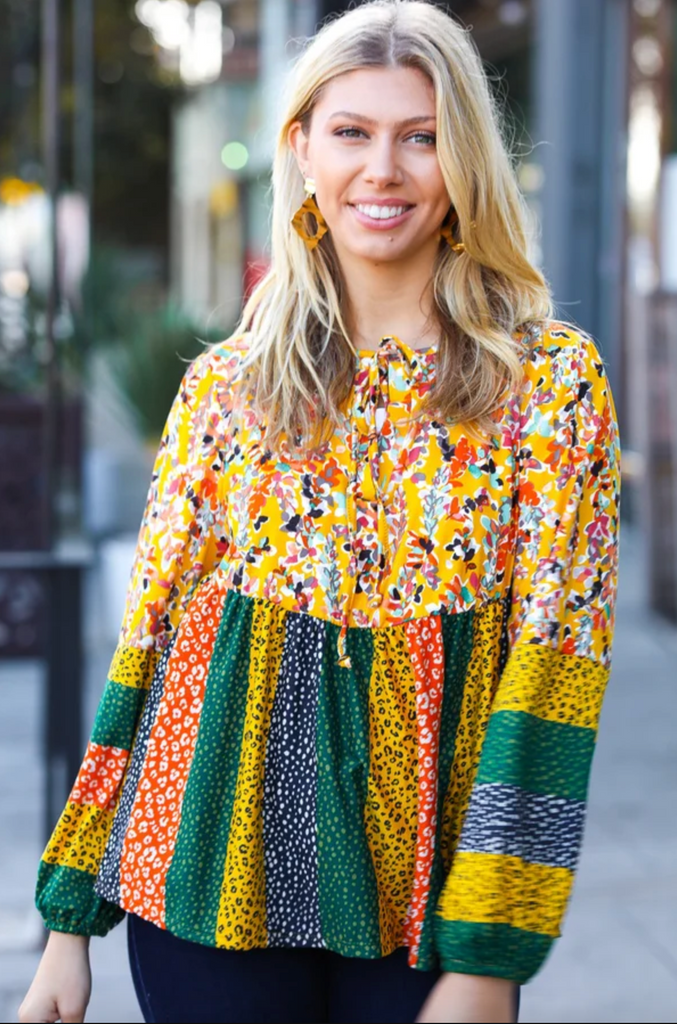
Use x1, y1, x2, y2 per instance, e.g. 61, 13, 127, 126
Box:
94, 639, 175, 904
457, 782, 585, 870
262, 612, 324, 947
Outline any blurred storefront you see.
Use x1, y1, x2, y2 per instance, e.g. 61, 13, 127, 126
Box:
138, 0, 318, 327
623, 0, 677, 618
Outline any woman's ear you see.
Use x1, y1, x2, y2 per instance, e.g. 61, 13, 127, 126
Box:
288, 120, 310, 178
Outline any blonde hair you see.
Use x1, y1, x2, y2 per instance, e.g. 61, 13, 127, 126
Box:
230, 0, 552, 455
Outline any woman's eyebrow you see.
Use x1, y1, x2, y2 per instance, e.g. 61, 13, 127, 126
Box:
327, 111, 436, 127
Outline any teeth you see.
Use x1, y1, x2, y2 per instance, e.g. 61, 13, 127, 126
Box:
355, 203, 409, 220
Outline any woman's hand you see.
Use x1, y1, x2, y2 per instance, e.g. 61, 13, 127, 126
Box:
417, 972, 518, 1023
18, 931, 92, 1023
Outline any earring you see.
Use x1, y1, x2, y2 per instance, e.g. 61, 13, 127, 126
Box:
440, 210, 474, 253
291, 177, 329, 250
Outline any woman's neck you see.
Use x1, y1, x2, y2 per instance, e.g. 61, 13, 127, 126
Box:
338, 243, 440, 352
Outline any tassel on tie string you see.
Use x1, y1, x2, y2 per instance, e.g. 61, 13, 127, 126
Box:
337, 620, 352, 669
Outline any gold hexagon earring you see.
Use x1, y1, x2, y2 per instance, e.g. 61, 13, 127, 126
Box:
440, 209, 475, 253
291, 177, 329, 250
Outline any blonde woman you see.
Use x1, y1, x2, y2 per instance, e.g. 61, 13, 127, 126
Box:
20, 2, 621, 1022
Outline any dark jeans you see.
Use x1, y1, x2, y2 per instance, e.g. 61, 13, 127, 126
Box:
127, 911, 520, 1024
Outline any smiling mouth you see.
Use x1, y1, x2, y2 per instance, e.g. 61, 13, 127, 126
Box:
350, 202, 414, 221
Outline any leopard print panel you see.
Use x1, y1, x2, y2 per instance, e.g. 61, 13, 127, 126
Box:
69, 742, 128, 810
492, 644, 609, 729
437, 850, 574, 936
402, 615, 445, 965
108, 644, 156, 690
439, 600, 505, 867
364, 626, 419, 954
43, 803, 115, 876
216, 598, 286, 948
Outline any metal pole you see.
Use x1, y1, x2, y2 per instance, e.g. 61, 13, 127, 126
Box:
534, 0, 630, 401
40, 0, 60, 549
73, 0, 94, 207
597, 0, 631, 409
73, 0, 93, 335
71, 0, 93, 543
45, 563, 85, 844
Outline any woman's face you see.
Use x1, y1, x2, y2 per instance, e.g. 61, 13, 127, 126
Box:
288, 65, 451, 267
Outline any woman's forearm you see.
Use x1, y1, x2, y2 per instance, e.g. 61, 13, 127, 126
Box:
417, 971, 518, 1024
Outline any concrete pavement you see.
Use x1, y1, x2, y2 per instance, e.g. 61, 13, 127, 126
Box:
0, 525, 675, 1023
520, 527, 677, 1022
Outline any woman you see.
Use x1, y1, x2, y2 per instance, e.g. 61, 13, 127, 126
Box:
20, 2, 621, 1022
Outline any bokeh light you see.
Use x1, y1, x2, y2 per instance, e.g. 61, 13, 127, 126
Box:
221, 142, 249, 171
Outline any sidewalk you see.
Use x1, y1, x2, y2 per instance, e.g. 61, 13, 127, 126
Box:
0, 526, 675, 1023
0, 566, 143, 1024
520, 527, 677, 1022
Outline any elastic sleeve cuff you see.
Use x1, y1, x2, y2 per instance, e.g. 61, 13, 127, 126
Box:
434, 915, 554, 985
39, 904, 124, 938
36, 861, 125, 938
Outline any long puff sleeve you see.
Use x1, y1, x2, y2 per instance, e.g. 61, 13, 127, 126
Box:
434, 325, 621, 983
36, 345, 234, 936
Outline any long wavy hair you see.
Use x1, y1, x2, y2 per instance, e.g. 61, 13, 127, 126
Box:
229, 0, 552, 456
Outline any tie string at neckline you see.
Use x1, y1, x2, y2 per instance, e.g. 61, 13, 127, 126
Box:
355, 334, 438, 362
336, 338, 436, 669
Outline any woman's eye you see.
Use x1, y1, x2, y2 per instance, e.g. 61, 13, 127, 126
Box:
408, 131, 436, 145
335, 127, 366, 139
333, 127, 436, 144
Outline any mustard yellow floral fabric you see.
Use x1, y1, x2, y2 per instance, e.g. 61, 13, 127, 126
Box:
36, 321, 621, 983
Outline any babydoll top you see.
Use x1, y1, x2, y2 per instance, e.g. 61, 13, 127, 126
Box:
36, 321, 620, 984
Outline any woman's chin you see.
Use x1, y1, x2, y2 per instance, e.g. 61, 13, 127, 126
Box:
336, 234, 423, 265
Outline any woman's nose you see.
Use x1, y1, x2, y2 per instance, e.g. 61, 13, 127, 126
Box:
362, 138, 404, 187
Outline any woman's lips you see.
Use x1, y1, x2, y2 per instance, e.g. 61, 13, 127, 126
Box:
348, 203, 415, 231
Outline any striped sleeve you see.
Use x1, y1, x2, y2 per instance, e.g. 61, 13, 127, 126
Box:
36, 344, 235, 936
434, 326, 621, 983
